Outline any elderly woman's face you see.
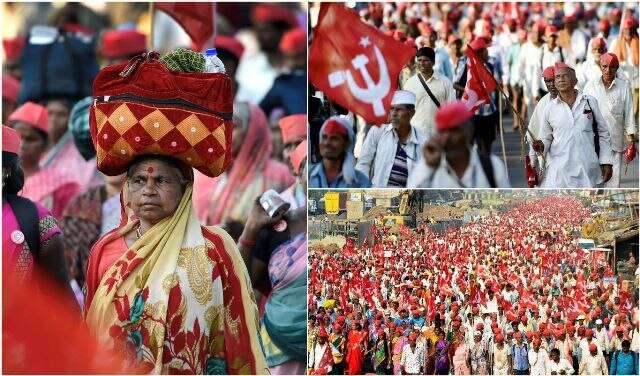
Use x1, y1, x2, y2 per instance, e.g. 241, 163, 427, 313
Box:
128, 159, 184, 225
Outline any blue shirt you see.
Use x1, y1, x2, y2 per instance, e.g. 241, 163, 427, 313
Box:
309, 162, 371, 188
511, 342, 529, 371
259, 70, 306, 116
610, 350, 638, 375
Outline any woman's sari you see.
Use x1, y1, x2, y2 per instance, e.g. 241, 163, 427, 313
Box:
346, 329, 367, 375
84, 184, 269, 374
374, 339, 387, 374
452, 341, 470, 375
260, 233, 307, 374
21, 168, 81, 219
391, 336, 407, 375
434, 340, 449, 375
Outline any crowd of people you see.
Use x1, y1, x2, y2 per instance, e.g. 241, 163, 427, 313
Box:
308, 195, 639, 375
3, 2, 307, 374
308, 2, 638, 189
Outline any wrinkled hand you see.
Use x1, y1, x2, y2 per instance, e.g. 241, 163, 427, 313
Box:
423, 134, 446, 167
601, 164, 613, 182
532, 140, 544, 153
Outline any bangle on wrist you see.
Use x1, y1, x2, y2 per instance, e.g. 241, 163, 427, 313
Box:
239, 236, 256, 248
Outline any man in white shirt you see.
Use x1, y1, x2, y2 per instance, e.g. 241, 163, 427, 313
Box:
356, 90, 427, 187
533, 62, 613, 188
594, 320, 611, 360
578, 343, 609, 375
408, 100, 510, 188
400, 332, 424, 375
404, 47, 454, 137
536, 26, 567, 98
529, 337, 550, 375
577, 37, 610, 91
549, 347, 575, 375
309, 328, 333, 374
519, 22, 545, 114
583, 52, 637, 188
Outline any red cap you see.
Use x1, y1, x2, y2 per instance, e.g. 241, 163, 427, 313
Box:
545, 25, 559, 37
600, 53, 619, 67
447, 34, 461, 44
555, 61, 575, 71
518, 29, 528, 39
215, 36, 245, 60
321, 118, 348, 138
409, 333, 417, 341
2, 74, 20, 103
476, 323, 484, 330
2, 37, 25, 60
8, 102, 49, 134
532, 21, 546, 32
624, 17, 637, 29
522, 316, 528, 323
101, 30, 146, 59
469, 37, 488, 51
279, 114, 307, 143
452, 321, 461, 327
495, 334, 504, 342
604, 317, 611, 324
616, 326, 624, 332
514, 332, 522, 339
564, 15, 577, 23
290, 140, 307, 175
599, 19, 611, 31
279, 29, 306, 53
435, 101, 473, 132
533, 338, 542, 345
2, 125, 21, 154
589, 343, 597, 352
252, 4, 298, 29
543, 329, 552, 336
586, 328, 594, 336
591, 37, 606, 49
526, 331, 533, 339
318, 327, 329, 338
418, 22, 435, 36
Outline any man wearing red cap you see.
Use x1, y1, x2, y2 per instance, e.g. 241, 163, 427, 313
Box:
576, 37, 615, 91
408, 100, 510, 188
2, 37, 25, 80
519, 21, 545, 109
537, 26, 566, 98
583, 52, 637, 188
549, 347, 575, 375
611, 17, 639, 121
564, 14, 589, 65
533, 62, 614, 188
310, 117, 371, 188
579, 343, 608, 375
511, 331, 531, 375
309, 327, 334, 374
400, 331, 424, 375
528, 337, 550, 375
356, 90, 426, 188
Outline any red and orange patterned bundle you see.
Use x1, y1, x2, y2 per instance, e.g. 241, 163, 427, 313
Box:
89, 52, 233, 177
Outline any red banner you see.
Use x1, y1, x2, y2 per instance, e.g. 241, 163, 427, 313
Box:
462, 47, 497, 113
155, 2, 215, 49
309, 3, 416, 125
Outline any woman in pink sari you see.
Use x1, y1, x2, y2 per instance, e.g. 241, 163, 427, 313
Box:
452, 331, 471, 375
193, 102, 293, 235
8, 102, 80, 219
392, 328, 408, 375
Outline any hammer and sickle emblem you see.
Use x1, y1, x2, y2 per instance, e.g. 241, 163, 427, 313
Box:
328, 45, 391, 117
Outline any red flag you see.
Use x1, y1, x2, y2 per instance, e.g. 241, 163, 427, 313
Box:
155, 2, 215, 49
462, 47, 498, 113
620, 291, 634, 313
309, 3, 416, 125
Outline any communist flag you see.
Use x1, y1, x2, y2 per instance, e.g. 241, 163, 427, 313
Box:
462, 47, 498, 113
309, 2, 416, 125
155, 2, 215, 49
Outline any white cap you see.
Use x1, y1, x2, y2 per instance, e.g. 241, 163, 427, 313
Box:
577, 315, 585, 320
474, 330, 482, 337
421, 326, 428, 332
391, 90, 416, 106
596, 319, 603, 325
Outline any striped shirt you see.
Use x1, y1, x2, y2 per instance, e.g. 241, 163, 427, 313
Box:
387, 144, 409, 187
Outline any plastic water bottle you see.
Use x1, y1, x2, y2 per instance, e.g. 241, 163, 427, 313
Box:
203, 48, 225, 74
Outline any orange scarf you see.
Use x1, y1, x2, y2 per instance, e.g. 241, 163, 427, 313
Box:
613, 34, 639, 66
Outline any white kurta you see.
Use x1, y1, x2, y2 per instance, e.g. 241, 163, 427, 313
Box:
407, 147, 511, 188
538, 92, 614, 188
528, 348, 550, 375
578, 353, 608, 375
549, 358, 575, 375
527, 93, 553, 169
405, 72, 454, 137
356, 124, 427, 187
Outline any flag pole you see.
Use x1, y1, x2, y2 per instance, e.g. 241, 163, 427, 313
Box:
148, 2, 154, 51
494, 84, 547, 171
498, 91, 509, 182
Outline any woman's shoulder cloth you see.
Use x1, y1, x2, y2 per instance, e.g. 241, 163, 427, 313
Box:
200, 225, 243, 262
